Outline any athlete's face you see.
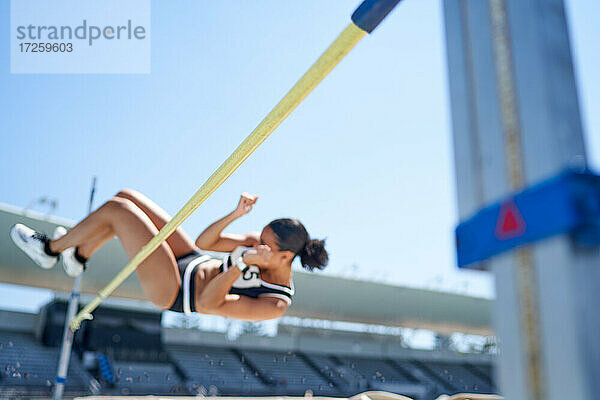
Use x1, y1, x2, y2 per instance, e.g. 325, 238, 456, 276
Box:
258, 226, 294, 268
259, 226, 280, 252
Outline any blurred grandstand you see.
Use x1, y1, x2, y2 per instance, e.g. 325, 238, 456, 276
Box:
0, 204, 497, 399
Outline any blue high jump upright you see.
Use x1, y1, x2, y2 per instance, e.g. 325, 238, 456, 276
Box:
444, 1, 600, 399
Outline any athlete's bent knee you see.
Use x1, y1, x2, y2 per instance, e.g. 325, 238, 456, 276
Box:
115, 188, 141, 201
105, 197, 137, 214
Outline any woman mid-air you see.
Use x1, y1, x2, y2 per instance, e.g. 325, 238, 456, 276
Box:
10, 190, 328, 321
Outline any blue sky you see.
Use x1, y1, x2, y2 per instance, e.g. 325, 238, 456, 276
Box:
1, 0, 599, 313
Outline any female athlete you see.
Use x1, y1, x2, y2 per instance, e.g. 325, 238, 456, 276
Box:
11, 190, 328, 321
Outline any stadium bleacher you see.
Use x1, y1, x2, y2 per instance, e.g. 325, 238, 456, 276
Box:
106, 361, 185, 395
0, 325, 496, 399
409, 360, 495, 395
0, 331, 90, 397
240, 350, 338, 395
167, 344, 267, 395
303, 354, 428, 398
303, 353, 354, 389
335, 355, 414, 385
0, 299, 496, 400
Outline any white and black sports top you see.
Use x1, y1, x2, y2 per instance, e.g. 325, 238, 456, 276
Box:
221, 256, 295, 305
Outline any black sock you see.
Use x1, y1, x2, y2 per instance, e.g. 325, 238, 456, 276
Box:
43, 238, 60, 257
74, 247, 88, 267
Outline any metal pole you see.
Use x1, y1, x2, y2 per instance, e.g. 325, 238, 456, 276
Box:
53, 177, 97, 400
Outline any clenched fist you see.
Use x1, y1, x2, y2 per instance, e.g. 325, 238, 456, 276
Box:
243, 245, 273, 266
233, 192, 258, 217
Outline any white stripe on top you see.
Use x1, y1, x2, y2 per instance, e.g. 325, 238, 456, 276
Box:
259, 293, 293, 305
182, 255, 211, 315
261, 279, 295, 295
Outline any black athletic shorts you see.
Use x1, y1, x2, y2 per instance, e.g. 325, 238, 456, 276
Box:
168, 250, 212, 314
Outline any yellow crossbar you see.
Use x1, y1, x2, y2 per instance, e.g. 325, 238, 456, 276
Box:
69, 23, 367, 330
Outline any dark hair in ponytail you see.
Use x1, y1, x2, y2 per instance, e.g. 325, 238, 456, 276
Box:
266, 218, 328, 271
297, 238, 328, 271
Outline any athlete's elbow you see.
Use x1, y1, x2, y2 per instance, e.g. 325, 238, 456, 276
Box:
196, 297, 222, 313
194, 236, 206, 248
260, 302, 288, 321
195, 237, 214, 251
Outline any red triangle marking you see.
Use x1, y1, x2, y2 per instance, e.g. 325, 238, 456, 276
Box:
501, 209, 519, 233
495, 201, 526, 239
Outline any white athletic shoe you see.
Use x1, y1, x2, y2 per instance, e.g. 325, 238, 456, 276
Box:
61, 246, 85, 278
10, 223, 58, 269
53, 226, 67, 240
52, 226, 86, 278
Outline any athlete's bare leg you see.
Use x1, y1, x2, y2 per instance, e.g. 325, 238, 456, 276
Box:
50, 197, 180, 309
115, 189, 196, 258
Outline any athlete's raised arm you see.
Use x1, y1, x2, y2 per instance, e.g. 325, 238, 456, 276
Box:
195, 193, 260, 252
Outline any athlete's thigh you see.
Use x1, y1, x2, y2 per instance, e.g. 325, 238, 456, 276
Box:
115, 189, 196, 257
106, 197, 180, 309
